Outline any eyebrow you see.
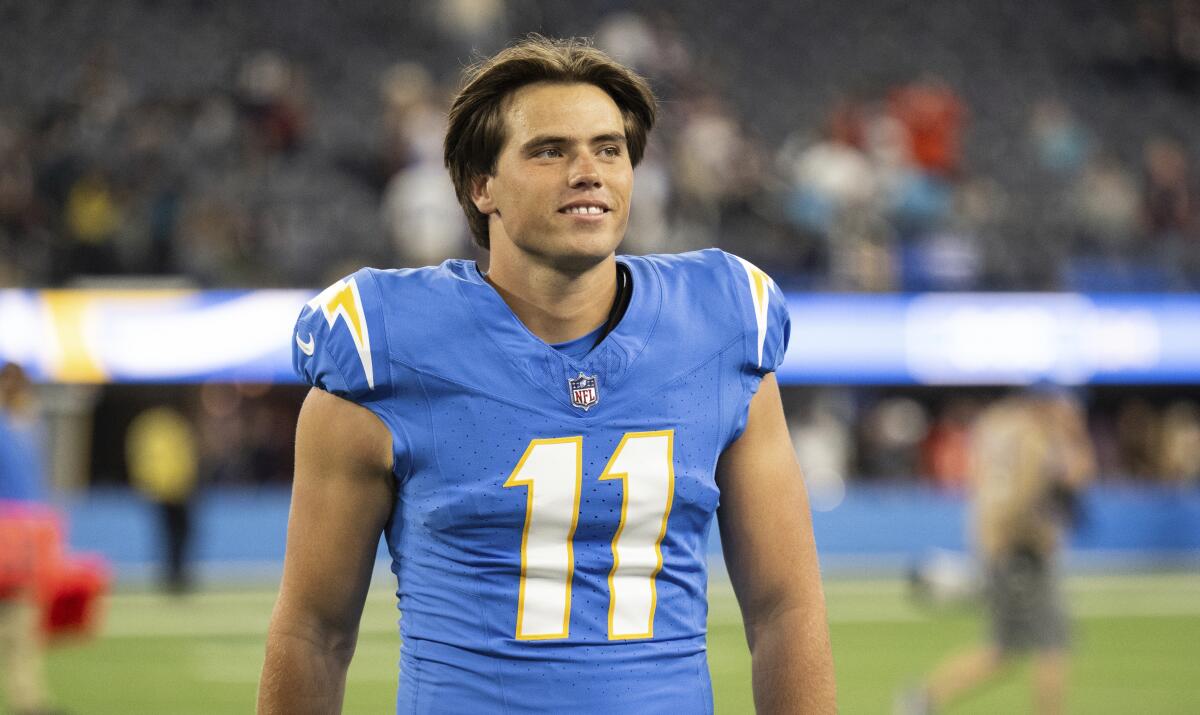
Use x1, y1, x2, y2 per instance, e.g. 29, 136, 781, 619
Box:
520, 133, 628, 152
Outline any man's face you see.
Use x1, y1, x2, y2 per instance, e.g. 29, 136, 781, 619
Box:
472, 82, 634, 270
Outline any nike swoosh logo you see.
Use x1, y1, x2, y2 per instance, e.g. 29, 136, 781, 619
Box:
295, 332, 315, 356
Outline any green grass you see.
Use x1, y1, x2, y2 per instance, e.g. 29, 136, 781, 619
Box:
37, 573, 1200, 714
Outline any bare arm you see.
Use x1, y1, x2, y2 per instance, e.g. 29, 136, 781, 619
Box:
258, 388, 395, 714
717, 373, 836, 714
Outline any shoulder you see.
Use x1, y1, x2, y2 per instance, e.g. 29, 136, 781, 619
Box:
628, 249, 790, 374
291, 261, 470, 400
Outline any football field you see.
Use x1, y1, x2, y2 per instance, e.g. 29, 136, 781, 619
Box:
43, 572, 1200, 714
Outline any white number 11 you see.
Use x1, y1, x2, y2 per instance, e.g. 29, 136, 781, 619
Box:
503, 430, 675, 641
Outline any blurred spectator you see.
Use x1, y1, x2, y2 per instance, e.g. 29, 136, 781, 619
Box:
1160, 400, 1200, 485
1028, 100, 1091, 178
595, 12, 658, 76
0, 363, 56, 714
236, 52, 308, 159
859, 397, 929, 481
381, 162, 467, 267
75, 44, 132, 152
0, 364, 44, 503
378, 64, 442, 174
126, 405, 199, 594
901, 177, 994, 291
378, 63, 467, 267
898, 389, 1095, 715
595, 11, 692, 91
1117, 398, 1162, 479
789, 390, 852, 511
62, 167, 124, 277
427, 0, 510, 56
779, 100, 898, 290
920, 398, 978, 491
1142, 137, 1193, 238
887, 79, 967, 178
1071, 155, 1141, 255
1141, 136, 1198, 287
780, 100, 877, 236
672, 94, 765, 247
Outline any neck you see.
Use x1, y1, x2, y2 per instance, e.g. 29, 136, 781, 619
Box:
483, 246, 618, 345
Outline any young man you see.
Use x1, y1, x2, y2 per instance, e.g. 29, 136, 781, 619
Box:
259, 36, 835, 714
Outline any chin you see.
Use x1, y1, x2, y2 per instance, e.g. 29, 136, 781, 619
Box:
527, 230, 624, 272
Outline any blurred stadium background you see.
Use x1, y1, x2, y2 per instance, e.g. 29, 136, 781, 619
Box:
1, 0, 1199, 712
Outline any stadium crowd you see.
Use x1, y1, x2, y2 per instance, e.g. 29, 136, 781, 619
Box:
1, 0, 1199, 494
1, 0, 1199, 291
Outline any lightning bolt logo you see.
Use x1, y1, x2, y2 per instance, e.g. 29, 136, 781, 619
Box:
307, 277, 375, 389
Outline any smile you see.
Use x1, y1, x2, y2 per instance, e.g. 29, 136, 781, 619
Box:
560, 205, 609, 215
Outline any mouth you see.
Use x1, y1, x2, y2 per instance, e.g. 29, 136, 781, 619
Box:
558, 201, 611, 216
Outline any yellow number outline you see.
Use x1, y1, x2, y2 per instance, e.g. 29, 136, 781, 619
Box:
503, 436, 583, 640
599, 430, 676, 640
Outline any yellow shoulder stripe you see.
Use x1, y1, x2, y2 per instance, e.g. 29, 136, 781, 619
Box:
733, 256, 771, 369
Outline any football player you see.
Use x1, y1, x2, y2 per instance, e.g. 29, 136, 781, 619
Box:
259, 35, 835, 714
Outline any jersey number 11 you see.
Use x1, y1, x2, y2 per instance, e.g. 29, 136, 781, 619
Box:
503, 430, 675, 641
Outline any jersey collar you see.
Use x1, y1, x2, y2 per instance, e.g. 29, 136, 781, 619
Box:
452, 256, 661, 413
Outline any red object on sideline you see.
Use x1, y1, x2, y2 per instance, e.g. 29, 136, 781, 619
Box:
0, 500, 110, 639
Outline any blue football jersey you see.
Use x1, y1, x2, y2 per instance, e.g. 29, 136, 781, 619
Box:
292, 249, 790, 714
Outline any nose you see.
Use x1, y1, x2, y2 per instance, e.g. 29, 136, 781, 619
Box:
568, 153, 602, 189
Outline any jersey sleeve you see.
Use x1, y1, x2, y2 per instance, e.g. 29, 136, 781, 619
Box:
719, 251, 791, 445
292, 268, 391, 403
723, 252, 791, 378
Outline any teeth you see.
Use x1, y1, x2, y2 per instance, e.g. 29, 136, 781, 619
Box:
564, 206, 605, 215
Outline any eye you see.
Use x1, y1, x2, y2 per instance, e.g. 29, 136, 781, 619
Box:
534, 147, 563, 159
599, 145, 621, 158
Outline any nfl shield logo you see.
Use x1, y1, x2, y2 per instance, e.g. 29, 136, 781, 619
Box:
568, 372, 599, 411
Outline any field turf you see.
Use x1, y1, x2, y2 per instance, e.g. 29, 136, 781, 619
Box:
41, 572, 1200, 714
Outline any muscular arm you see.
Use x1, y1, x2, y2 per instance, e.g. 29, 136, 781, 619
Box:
716, 373, 836, 714
258, 388, 395, 714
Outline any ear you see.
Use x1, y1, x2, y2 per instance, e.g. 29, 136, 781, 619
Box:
470, 175, 497, 215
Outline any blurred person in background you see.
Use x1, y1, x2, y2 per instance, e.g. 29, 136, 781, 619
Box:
897, 386, 1096, 715
859, 396, 929, 481
1117, 397, 1161, 479
0, 364, 43, 503
779, 99, 895, 291
126, 405, 199, 594
920, 398, 978, 492
0, 362, 64, 715
1159, 400, 1200, 486
1141, 136, 1197, 288
378, 63, 470, 268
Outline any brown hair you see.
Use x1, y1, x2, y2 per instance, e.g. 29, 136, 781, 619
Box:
444, 34, 658, 249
